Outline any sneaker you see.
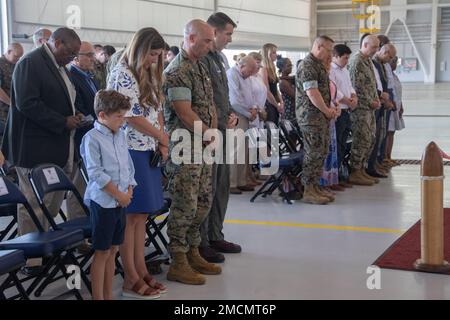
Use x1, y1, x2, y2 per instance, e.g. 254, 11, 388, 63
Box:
199, 246, 225, 263
210, 240, 242, 254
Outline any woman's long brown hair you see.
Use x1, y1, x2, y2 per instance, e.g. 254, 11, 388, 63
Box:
122, 27, 165, 109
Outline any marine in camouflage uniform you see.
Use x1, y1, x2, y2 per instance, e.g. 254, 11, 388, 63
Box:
348, 50, 379, 182
93, 60, 107, 90
163, 48, 216, 255
296, 53, 331, 193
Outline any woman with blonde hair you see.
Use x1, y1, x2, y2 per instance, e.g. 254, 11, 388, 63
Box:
260, 43, 284, 124
108, 27, 169, 299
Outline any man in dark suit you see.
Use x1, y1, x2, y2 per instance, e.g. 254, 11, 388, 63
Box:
69, 41, 99, 149
2, 28, 82, 272
67, 41, 99, 221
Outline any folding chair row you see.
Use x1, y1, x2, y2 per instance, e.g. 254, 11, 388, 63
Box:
0, 175, 89, 300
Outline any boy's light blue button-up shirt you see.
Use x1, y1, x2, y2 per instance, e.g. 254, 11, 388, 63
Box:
81, 121, 137, 208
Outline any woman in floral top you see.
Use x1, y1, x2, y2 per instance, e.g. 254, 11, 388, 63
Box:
108, 27, 168, 299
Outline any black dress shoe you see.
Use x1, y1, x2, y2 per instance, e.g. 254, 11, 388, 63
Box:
199, 246, 225, 263
366, 171, 388, 178
20, 266, 44, 277
230, 188, 243, 195
210, 240, 242, 254
237, 186, 255, 192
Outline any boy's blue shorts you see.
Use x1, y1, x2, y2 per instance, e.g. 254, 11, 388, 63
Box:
89, 201, 126, 251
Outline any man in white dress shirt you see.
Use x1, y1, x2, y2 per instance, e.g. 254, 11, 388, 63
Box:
227, 55, 259, 194
330, 44, 358, 187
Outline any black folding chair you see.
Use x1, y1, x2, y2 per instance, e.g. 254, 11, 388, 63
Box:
250, 122, 304, 204
28, 164, 92, 294
0, 166, 18, 241
0, 203, 18, 242
145, 198, 171, 264
0, 176, 86, 300
279, 119, 304, 152
0, 250, 29, 300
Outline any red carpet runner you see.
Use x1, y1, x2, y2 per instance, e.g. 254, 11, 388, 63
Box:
374, 208, 450, 274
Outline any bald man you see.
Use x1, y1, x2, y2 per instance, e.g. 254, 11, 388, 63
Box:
2, 28, 83, 274
347, 35, 381, 186
368, 43, 398, 178
33, 28, 52, 48
163, 19, 221, 285
0, 43, 24, 139
296, 35, 338, 205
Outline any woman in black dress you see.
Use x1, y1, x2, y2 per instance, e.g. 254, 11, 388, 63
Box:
259, 43, 284, 125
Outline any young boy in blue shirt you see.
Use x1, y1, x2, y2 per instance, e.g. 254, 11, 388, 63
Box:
81, 90, 137, 300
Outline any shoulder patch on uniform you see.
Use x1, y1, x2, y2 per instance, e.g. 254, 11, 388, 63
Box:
303, 80, 319, 90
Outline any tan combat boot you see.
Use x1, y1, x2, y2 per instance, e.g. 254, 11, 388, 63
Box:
349, 169, 375, 186
301, 185, 329, 205
187, 247, 222, 275
315, 185, 335, 202
361, 169, 379, 184
167, 252, 206, 285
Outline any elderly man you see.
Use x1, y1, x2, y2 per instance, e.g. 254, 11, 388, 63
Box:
68, 41, 99, 224
32, 28, 52, 48
227, 55, 259, 195
296, 36, 338, 205
2, 28, 82, 275
348, 34, 382, 186
163, 19, 221, 285
369, 43, 397, 178
69, 41, 99, 147
0, 43, 24, 140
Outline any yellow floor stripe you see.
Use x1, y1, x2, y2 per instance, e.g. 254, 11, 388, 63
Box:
224, 219, 404, 234
155, 216, 404, 234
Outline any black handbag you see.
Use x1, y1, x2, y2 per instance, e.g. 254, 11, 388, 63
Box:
149, 151, 162, 168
